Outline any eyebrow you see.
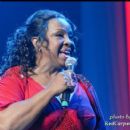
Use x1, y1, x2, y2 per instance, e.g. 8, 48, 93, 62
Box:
55, 29, 73, 35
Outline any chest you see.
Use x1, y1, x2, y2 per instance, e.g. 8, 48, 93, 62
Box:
25, 78, 97, 129
44, 83, 95, 119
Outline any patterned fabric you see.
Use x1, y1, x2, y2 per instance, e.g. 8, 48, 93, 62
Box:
44, 109, 82, 130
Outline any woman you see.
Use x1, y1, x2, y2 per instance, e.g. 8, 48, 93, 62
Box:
0, 10, 106, 130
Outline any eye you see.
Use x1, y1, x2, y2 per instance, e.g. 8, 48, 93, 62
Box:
68, 35, 76, 42
55, 33, 64, 38
68, 33, 76, 41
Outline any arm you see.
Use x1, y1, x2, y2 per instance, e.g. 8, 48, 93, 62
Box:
87, 85, 106, 130
0, 72, 67, 130
77, 74, 106, 130
0, 87, 55, 130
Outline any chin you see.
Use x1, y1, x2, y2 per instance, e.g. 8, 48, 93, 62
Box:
60, 63, 66, 68
58, 60, 66, 68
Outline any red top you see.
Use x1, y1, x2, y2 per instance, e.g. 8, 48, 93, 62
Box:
0, 66, 105, 130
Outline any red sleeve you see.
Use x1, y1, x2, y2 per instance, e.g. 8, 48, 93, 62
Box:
0, 67, 25, 110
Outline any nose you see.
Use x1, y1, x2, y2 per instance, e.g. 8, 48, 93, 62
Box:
64, 36, 75, 50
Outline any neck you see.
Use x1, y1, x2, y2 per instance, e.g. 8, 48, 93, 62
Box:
32, 61, 64, 77
28, 64, 62, 88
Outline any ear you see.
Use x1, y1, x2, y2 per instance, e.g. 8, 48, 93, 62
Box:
31, 37, 48, 51
31, 37, 39, 48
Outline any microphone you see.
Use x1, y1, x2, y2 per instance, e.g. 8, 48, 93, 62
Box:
61, 56, 77, 108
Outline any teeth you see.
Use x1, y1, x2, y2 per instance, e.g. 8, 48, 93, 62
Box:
60, 50, 70, 55
64, 51, 70, 54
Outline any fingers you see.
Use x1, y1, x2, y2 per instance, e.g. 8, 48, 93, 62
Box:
60, 71, 77, 89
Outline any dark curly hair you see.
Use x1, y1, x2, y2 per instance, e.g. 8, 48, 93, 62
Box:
0, 9, 78, 76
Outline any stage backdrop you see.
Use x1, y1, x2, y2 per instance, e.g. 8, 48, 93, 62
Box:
0, 2, 129, 130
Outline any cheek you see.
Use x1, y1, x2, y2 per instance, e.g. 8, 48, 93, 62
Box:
48, 41, 62, 54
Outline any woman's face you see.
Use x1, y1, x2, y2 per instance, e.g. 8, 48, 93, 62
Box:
45, 18, 75, 68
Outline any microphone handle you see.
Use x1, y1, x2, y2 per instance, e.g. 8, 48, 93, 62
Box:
61, 89, 72, 108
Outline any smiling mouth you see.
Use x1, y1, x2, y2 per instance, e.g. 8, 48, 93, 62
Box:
59, 50, 71, 57
60, 50, 70, 55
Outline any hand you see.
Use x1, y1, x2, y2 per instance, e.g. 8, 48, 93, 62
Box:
47, 70, 77, 96
61, 70, 77, 88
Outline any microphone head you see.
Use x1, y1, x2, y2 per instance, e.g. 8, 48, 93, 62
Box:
65, 56, 77, 68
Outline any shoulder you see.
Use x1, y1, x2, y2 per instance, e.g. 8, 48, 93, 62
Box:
76, 74, 99, 101
76, 74, 97, 104
0, 66, 26, 90
0, 66, 26, 109
76, 74, 93, 89
1, 66, 23, 79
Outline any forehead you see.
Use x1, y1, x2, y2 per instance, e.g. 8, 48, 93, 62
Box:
47, 18, 72, 33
